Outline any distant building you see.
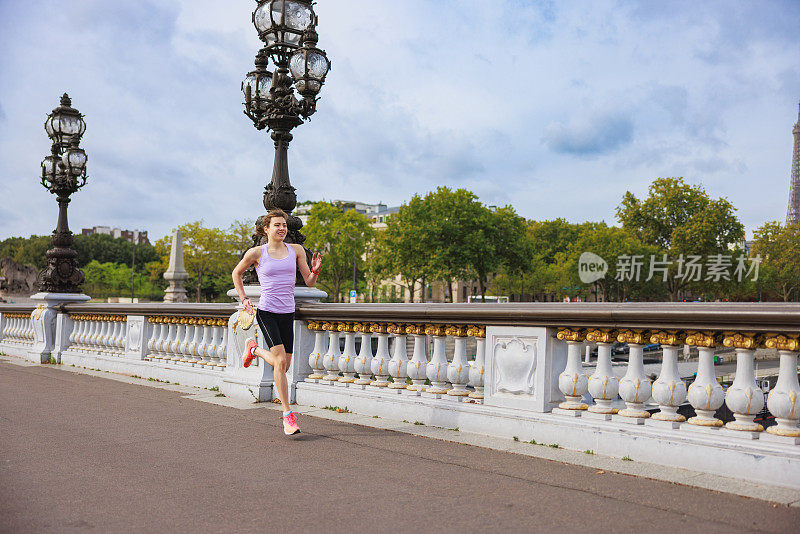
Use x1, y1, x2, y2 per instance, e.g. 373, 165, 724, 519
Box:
81, 226, 150, 245
295, 200, 401, 229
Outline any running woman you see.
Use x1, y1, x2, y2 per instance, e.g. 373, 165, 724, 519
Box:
232, 208, 322, 435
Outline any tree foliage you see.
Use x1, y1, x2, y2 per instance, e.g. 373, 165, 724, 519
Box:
303, 202, 375, 302
751, 222, 800, 301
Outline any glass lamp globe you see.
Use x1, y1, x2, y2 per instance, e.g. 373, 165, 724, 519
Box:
41, 155, 58, 183
253, 0, 314, 49
289, 45, 330, 96
44, 94, 86, 148
62, 144, 87, 175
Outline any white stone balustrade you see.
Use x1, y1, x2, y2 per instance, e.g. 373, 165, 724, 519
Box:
1, 312, 35, 348
67, 315, 126, 356
142, 316, 227, 368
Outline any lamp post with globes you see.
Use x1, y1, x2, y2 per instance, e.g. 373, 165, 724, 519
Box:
241, 0, 331, 260
39, 94, 88, 293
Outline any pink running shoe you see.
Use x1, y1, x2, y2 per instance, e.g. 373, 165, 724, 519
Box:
242, 338, 257, 368
282, 411, 300, 435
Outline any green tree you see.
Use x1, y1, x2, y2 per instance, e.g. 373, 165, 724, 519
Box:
751, 222, 800, 301
370, 195, 432, 302
303, 202, 375, 302
616, 177, 744, 300
152, 221, 239, 302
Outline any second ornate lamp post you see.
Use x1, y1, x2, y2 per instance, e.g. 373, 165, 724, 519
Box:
39, 94, 88, 293
242, 0, 331, 249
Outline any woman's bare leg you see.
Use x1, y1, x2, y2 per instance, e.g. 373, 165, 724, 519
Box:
253, 345, 291, 412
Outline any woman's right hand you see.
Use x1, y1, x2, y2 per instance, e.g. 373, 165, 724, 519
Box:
242, 297, 254, 315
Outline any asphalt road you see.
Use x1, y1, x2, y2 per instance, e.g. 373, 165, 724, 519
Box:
1, 361, 798, 533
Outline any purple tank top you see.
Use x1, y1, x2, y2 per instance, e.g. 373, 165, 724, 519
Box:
255, 243, 296, 313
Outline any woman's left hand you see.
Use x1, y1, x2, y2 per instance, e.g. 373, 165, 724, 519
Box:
311, 252, 323, 273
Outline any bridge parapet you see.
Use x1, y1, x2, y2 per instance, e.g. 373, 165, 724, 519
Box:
1, 301, 798, 488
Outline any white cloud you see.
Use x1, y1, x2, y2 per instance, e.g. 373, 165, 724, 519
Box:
0, 0, 798, 242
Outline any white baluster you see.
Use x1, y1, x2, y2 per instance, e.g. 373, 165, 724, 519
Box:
147, 318, 160, 359
446, 325, 470, 396
83, 319, 97, 351
388, 323, 409, 390
181, 317, 206, 365
202, 320, 218, 366
179, 318, 195, 362
723, 334, 765, 432
158, 318, 175, 357
556, 329, 589, 410
69, 316, 81, 346
764, 335, 800, 437
306, 321, 328, 381
113, 318, 125, 354
352, 323, 373, 385
406, 325, 429, 391
617, 330, 652, 420
370, 323, 391, 387
195, 319, 212, 366
170, 319, 187, 361
686, 333, 724, 427
321, 323, 341, 382
338, 322, 357, 383
215, 319, 228, 368
468, 326, 486, 400
650, 332, 687, 423
425, 325, 449, 394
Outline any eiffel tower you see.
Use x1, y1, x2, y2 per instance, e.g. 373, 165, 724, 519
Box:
787, 102, 800, 226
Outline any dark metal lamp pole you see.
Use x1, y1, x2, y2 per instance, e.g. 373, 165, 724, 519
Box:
242, 0, 331, 283
38, 94, 88, 293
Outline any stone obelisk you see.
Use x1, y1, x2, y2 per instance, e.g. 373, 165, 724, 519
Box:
163, 229, 189, 303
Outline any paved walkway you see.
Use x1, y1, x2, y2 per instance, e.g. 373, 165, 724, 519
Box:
1, 360, 798, 533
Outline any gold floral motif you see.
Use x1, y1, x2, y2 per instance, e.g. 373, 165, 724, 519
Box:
586, 329, 617, 343
322, 321, 336, 331
387, 323, 404, 334
370, 323, 388, 334
445, 325, 468, 337
684, 331, 722, 347
764, 334, 800, 352
649, 330, 686, 346
556, 328, 586, 342
617, 329, 649, 345
425, 324, 447, 337
722, 332, 763, 349
404, 324, 423, 335
465, 325, 486, 338
336, 321, 352, 332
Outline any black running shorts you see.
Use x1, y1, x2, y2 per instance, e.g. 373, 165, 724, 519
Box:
255, 309, 295, 353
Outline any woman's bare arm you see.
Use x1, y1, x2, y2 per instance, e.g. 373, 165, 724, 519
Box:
232, 247, 261, 313
292, 244, 322, 287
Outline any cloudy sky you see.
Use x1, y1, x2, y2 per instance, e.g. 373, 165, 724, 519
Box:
0, 0, 798, 242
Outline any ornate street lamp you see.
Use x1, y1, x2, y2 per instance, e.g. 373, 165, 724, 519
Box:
38, 94, 88, 293
243, 0, 331, 252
